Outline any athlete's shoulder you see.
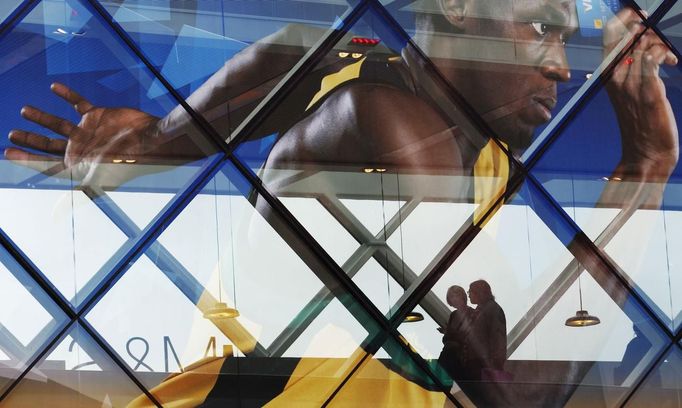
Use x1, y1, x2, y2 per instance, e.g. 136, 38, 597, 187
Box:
291, 82, 462, 167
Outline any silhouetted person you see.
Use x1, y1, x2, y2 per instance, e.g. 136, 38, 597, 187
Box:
468, 280, 507, 381
438, 285, 475, 382
614, 323, 661, 386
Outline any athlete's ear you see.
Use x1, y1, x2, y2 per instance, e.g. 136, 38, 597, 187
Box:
438, 0, 469, 30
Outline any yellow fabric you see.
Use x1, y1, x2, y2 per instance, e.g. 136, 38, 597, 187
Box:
265, 351, 446, 407
328, 360, 447, 407
473, 139, 509, 227
126, 357, 225, 408
131, 354, 445, 407
306, 58, 366, 110
264, 347, 366, 407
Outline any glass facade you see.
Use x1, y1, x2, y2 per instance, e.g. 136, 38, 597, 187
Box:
0, 0, 679, 407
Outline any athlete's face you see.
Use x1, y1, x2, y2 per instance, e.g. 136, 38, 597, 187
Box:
449, 0, 578, 149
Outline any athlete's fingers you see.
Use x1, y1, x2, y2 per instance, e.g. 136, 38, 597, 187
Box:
20, 106, 82, 139
4, 147, 65, 176
8, 129, 67, 155
50, 82, 95, 114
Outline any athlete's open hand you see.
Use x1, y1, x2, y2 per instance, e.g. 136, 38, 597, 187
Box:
5, 83, 161, 187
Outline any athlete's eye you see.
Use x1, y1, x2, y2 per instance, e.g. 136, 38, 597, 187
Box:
531, 22, 549, 36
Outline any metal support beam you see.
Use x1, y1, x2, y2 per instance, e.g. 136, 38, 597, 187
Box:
267, 197, 420, 357
83, 187, 267, 357
318, 195, 451, 325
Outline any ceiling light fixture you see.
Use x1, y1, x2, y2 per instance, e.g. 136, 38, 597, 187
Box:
565, 309, 600, 327
203, 302, 240, 319
564, 268, 600, 328
403, 312, 424, 323
204, 179, 240, 321
566, 177, 600, 327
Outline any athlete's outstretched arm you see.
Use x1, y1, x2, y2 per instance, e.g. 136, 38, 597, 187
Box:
5, 24, 326, 186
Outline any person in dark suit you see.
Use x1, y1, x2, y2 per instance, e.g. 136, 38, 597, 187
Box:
438, 285, 475, 383
468, 279, 507, 381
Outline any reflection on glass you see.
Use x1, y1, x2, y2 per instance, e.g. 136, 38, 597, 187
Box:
532, 21, 682, 329
0, 0, 218, 307
103, 0, 352, 140
85, 161, 388, 406
386, 181, 670, 407
0, 0, 677, 405
624, 346, 681, 407
0, 246, 68, 397
1, 323, 149, 408
239, 5, 518, 324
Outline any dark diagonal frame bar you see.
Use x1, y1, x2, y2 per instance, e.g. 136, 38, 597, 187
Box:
267, 197, 422, 357
317, 195, 451, 322
0, 0, 676, 404
4, 0, 445, 404
367, 0, 518, 162
522, 174, 677, 403
0, 0, 38, 38
262, 0, 672, 404
321, 177, 528, 404
619, 340, 679, 407
0, 217, 164, 404
380, 0, 664, 372
82, 186, 268, 357
0, 321, 74, 402
227, 154, 462, 405
506, 187, 673, 356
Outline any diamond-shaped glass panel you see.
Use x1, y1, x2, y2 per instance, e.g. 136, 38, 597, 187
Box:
0, 245, 68, 397
281, 196, 358, 266
382, 0, 644, 159
102, 0, 354, 142
0, 0, 220, 307
86, 160, 391, 405
385, 179, 669, 407
1, 322, 150, 407
532, 25, 682, 331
